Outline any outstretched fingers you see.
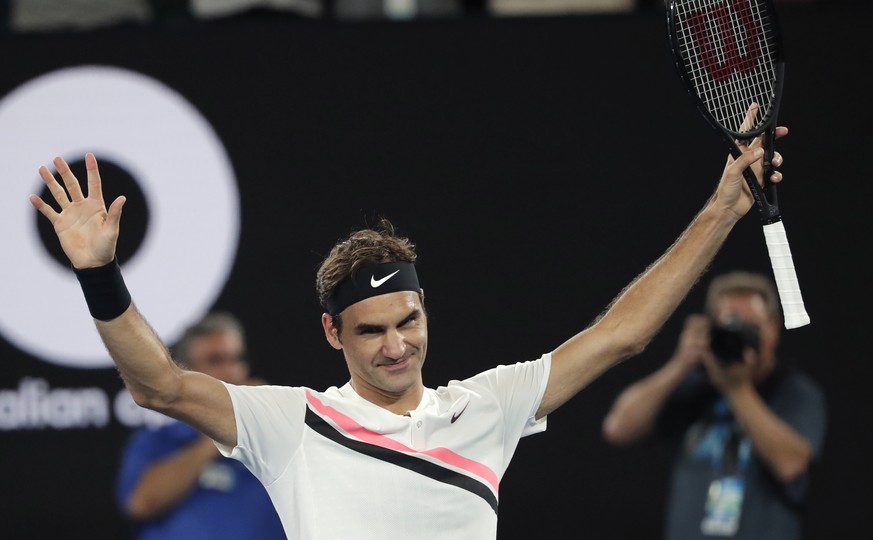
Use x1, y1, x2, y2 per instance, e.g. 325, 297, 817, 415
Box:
31, 153, 111, 227
38, 164, 71, 210
85, 152, 104, 203
29, 194, 59, 223
107, 195, 127, 229
52, 156, 85, 203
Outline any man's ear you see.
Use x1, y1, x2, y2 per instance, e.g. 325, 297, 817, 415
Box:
321, 313, 343, 350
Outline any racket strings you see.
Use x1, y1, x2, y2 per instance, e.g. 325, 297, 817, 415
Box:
673, 0, 779, 135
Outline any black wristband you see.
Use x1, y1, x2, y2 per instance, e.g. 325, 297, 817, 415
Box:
73, 259, 132, 321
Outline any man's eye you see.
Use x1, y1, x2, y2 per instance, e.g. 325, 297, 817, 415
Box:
399, 316, 419, 328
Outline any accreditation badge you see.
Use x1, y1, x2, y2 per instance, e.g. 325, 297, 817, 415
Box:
700, 475, 744, 536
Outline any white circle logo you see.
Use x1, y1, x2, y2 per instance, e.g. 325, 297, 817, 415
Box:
0, 66, 240, 368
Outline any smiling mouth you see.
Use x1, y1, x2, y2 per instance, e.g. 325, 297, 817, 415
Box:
380, 357, 411, 370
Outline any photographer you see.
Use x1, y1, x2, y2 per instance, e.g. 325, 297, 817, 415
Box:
602, 271, 826, 540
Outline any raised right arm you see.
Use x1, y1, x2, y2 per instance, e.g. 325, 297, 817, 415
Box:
30, 153, 236, 447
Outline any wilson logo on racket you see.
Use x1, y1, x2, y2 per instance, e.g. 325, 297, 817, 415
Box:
684, 0, 760, 82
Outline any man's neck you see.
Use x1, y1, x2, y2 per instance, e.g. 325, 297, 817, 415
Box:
351, 380, 425, 416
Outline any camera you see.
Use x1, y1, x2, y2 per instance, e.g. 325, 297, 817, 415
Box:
709, 317, 760, 363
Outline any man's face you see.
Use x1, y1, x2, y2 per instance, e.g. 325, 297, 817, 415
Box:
323, 291, 428, 405
185, 329, 250, 385
712, 291, 780, 382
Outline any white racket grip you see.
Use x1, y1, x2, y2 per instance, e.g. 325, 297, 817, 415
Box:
762, 221, 810, 329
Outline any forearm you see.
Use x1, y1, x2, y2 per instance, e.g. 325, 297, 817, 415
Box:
95, 304, 182, 408
602, 358, 692, 445
726, 384, 812, 483
97, 303, 236, 446
73, 257, 183, 408
542, 204, 737, 417
126, 437, 219, 520
596, 204, 735, 355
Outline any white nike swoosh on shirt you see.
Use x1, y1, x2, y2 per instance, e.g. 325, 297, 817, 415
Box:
370, 269, 401, 288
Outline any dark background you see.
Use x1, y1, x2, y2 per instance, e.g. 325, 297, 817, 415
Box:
2, 2, 870, 538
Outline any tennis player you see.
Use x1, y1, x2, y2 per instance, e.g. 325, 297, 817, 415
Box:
30, 136, 784, 538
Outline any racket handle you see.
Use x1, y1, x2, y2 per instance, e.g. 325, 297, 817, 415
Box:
762, 221, 810, 329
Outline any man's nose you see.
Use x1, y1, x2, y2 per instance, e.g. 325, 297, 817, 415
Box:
382, 329, 407, 359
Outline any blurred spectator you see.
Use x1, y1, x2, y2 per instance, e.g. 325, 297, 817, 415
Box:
602, 271, 826, 540
116, 312, 285, 540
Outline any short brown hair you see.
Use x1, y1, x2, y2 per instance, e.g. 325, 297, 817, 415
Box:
705, 271, 780, 319
316, 218, 418, 312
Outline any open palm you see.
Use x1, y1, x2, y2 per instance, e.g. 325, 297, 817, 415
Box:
29, 153, 126, 269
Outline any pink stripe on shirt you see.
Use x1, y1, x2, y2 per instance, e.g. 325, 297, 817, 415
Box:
305, 389, 499, 493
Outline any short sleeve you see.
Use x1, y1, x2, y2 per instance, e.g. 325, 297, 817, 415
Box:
216, 383, 308, 486
462, 353, 551, 439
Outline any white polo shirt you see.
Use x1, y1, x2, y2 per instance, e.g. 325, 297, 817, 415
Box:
217, 354, 551, 540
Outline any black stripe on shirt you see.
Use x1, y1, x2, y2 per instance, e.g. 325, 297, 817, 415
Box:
304, 407, 498, 514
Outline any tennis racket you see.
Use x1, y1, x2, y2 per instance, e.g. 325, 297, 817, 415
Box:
667, 0, 809, 329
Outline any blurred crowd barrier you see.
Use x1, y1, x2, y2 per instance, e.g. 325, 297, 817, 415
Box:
0, 0, 648, 32
0, 0, 835, 33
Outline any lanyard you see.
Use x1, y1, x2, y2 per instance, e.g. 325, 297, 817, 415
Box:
706, 398, 752, 475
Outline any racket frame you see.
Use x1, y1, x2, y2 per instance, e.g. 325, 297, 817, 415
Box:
665, 0, 810, 328
666, 0, 785, 225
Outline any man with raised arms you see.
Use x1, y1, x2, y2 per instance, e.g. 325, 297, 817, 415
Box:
30, 121, 786, 538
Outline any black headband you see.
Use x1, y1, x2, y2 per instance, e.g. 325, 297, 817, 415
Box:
326, 262, 420, 315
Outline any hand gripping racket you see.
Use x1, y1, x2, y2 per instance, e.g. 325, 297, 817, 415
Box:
667, 0, 809, 329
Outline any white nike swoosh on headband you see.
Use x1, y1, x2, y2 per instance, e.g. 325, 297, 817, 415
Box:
371, 270, 401, 288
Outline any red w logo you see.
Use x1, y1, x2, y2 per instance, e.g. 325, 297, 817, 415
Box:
685, 0, 760, 82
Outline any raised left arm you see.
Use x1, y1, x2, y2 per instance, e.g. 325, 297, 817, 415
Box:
538, 198, 735, 418
537, 127, 786, 419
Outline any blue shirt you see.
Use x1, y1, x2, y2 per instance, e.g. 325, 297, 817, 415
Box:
117, 420, 286, 540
